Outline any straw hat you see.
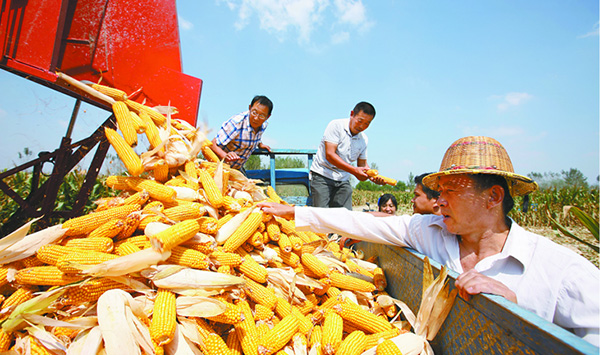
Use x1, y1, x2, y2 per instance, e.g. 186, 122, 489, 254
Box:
422, 136, 538, 197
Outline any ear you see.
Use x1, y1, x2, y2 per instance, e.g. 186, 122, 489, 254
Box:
350, 110, 355, 117
487, 185, 504, 209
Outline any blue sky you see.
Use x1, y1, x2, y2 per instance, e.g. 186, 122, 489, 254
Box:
0, 1, 598, 185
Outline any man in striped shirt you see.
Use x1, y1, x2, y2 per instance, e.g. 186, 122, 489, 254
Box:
210, 96, 273, 173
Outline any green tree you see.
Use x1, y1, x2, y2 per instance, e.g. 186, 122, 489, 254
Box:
561, 168, 588, 189
275, 156, 305, 169
244, 155, 263, 170
528, 171, 565, 190
406, 172, 415, 191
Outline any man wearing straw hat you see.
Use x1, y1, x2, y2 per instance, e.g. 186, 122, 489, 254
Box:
258, 136, 599, 346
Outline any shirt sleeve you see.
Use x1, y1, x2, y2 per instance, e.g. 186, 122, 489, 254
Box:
359, 134, 368, 160
294, 206, 413, 246
322, 120, 342, 145
215, 115, 243, 146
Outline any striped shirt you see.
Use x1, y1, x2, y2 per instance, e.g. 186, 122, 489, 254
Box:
214, 111, 268, 169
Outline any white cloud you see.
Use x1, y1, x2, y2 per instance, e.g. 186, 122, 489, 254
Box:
331, 31, 349, 44
179, 16, 194, 31
490, 92, 533, 111
220, 0, 372, 45
578, 21, 599, 38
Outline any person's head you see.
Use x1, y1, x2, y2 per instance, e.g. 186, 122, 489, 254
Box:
377, 194, 397, 215
349, 101, 375, 135
412, 173, 441, 215
248, 95, 273, 130
422, 136, 537, 234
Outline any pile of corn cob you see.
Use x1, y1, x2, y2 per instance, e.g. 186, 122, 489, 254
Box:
0, 79, 455, 355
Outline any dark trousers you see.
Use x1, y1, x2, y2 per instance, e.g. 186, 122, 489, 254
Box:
310, 172, 353, 210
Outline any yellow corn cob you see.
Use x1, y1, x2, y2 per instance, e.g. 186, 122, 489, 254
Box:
322, 311, 343, 355
254, 303, 275, 321
198, 169, 223, 208
166, 246, 209, 269
15, 266, 83, 286
149, 219, 201, 252
288, 235, 303, 251
184, 160, 199, 190
265, 186, 284, 204
326, 242, 341, 253
139, 215, 168, 230
274, 296, 293, 319
257, 314, 300, 355
365, 169, 396, 186
125, 99, 167, 126
309, 325, 323, 355
0, 328, 11, 352
61, 278, 124, 305
257, 222, 266, 233
216, 213, 234, 229
62, 236, 114, 253
123, 190, 150, 206
345, 259, 374, 278
129, 111, 146, 133
326, 286, 341, 298
238, 256, 268, 283
20, 255, 44, 268
241, 242, 254, 253
62, 204, 140, 236
105, 175, 134, 190
298, 294, 318, 315
336, 330, 366, 355
150, 289, 177, 346
233, 300, 259, 355
276, 218, 297, 236
373, 267, 387, 292
1, 287, 36, 311
143, 200, 165, 214
223, 211, 263, 252
277, 233, 292, 253
139, 110, 163, 149
206, 300, 243, 324
115, 213, 141, 240
211, 250, 242, 266
29, 337, 53, 355
329, 271, 375, 293
88, 218, 125, 239
153, 159, 169, 183
184, 240, 215, 255
256, 322, 272, 336
364, 328, 402, 349
204, 333, 233, 355
56, 251, 118, 274
226, 329, 243, 355
272, 246, 300, 268
222, 196, 242, 213
163, 203, 206, 221
91, 83, 128, 100
112, 101, 138, 146
217, 265, 234, 275
104, 127, 143, 175
36, 245, 83, 265
165, 175, 187, 187
126, 177, 176, 202
291, 307, 313, 334
198, 216, 218, 234
243, 276, 278, 310
366, 169, 379, 178
333, 301, 392, 334
266, 220, 281, 241
376, 339, 403, 355
115, 241, 142, 256
195, 318, 216, 339
201, 145, 219, 163
250, 230, 264, 247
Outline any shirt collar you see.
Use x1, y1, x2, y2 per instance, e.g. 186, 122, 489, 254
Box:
500, 220, 535, 271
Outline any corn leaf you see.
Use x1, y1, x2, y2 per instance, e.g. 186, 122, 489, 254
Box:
546, 208, 599, 252
563, 206, 599, 241
2, 288, 66, 332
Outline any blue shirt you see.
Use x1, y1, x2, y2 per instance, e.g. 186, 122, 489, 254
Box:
214, 111, 268, 169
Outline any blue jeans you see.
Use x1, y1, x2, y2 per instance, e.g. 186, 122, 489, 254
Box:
310, 172, 353, 210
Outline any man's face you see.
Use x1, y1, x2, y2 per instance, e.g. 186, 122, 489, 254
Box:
248, 102, 270, 130
436, 175, 488, 235
411, 184, 439, 215
348, 110, 374, 135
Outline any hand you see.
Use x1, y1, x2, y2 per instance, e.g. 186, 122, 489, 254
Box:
370, 175, 386, 185
455, 269, 517, 303
224, 152, 240, 163
353, 166, 370, 181
258, 143, 271, 152
257, 202, 295, 219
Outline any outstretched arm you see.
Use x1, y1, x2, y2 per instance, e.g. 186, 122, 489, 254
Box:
257, 202, 295, 219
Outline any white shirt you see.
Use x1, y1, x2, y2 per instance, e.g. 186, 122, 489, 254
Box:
295, 206, 600, 346
310, 118, 368, 181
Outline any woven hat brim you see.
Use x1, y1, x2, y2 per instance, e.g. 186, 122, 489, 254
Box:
422, 169, 538, 197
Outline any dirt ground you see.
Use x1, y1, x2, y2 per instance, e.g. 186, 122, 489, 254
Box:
352, 205, 599, 268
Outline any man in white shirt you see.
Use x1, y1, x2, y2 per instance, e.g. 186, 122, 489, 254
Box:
310, 101, 384, 209
259, 136, 600, 346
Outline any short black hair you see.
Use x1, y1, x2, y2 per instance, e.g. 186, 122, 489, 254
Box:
251, 95, 273, 116
470, 174, 515, 224
353, 101, 375, 118
377, 193, 397, 210
414, 173, 440, 199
